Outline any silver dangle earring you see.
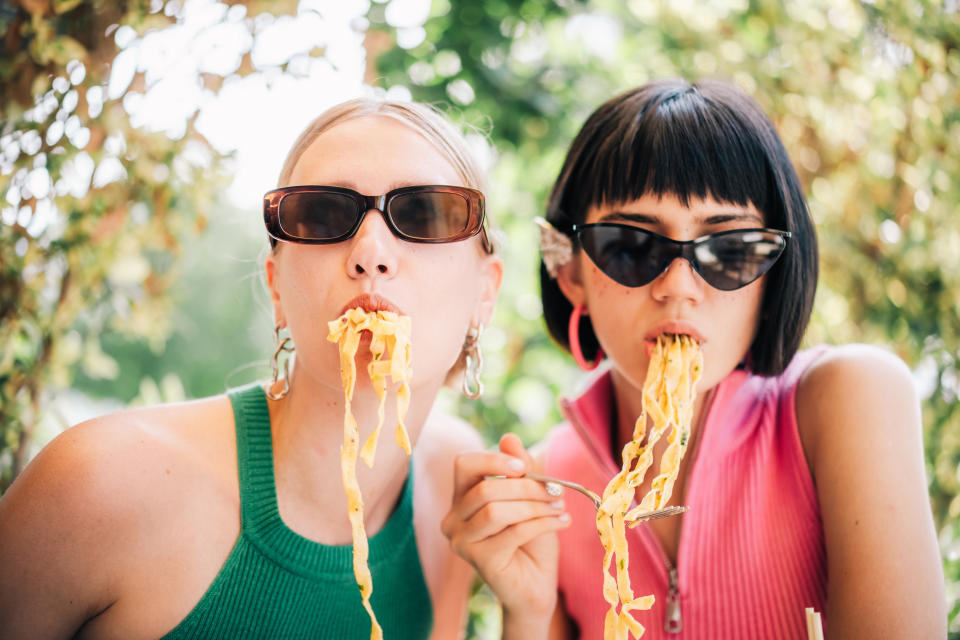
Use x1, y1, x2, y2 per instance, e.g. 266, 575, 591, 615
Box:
462, 322, 485, 399
267, 324, 295, 400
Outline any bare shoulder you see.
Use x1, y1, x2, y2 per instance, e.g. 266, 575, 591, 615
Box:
796, 344, 918, 440
413, 410, 484, 635
413, 409, 484, 518
2, 394, 237, 545
799, 342, 914, 391
794, 342, 925, 493
0, 395, 237, 631
26, 394, 235, 504
417, 409, 485, 468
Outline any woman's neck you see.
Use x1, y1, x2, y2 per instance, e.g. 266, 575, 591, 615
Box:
264, 362, 442, 544
608, 368, 715, 459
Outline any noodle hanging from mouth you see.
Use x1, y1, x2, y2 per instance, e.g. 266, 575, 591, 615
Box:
596, 334, 702, 639
327, 307, 413, 640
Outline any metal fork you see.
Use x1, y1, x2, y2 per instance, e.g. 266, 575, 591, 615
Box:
525, 472, 688, 523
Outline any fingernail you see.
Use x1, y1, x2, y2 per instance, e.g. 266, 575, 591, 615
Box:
550, 500, 564, 510
507, 457, 525, 472
558, 512, 571, 523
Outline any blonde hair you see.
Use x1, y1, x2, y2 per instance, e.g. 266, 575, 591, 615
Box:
278, 97, 488, 195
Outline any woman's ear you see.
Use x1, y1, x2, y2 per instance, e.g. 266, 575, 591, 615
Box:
265, 250, 286, 328
555, 258, 586, 308
475, 253, 503, 327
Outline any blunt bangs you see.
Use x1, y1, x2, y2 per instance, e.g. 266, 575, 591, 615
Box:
554, 81, 782, 229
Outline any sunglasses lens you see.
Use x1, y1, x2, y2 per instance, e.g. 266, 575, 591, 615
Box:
578, 225, 788, 290
694, 230, 787, 290
578, 226, 665, 287
389, 190, 474, 241
278, 192, 358, 241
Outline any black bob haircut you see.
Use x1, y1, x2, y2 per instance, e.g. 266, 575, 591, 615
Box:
540, 78, 818, 376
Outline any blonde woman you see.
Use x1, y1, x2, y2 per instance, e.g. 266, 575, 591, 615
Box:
0, 98, 502, 639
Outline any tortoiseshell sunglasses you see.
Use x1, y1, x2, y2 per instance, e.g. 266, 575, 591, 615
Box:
263, 184, 492, 253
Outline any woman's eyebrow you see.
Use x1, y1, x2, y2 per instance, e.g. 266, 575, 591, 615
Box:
599, 211, 660, 224
384, 181, 448, 193
320, 180, 359, 191
700, 211, 765, 225
598, 210, 764, 225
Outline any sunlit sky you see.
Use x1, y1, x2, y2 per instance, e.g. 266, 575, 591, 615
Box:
113, 0, 432, 209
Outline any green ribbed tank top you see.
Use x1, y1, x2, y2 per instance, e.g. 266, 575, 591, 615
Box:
160, 384, 433, 639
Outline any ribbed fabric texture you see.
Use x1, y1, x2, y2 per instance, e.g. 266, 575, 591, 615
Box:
545, 348, 829, 640
160, 384, 433, 640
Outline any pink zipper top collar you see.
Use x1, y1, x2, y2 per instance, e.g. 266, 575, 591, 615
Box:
558, 367, 723, 582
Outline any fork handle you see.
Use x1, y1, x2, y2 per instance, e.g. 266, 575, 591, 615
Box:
525, 472, 582, 492
525, 473, 602, 507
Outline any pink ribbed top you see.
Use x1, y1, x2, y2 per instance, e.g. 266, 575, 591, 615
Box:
544, 348, 828, 639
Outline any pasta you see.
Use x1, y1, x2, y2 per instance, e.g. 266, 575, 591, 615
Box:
596, 334, 703, 639
327, 307, 413, 640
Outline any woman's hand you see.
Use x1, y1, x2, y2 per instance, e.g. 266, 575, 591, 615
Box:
441, 434, 570, 638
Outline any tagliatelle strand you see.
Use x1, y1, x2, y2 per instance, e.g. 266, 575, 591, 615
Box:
596, 334, 703, 640
327, 307, 414, 640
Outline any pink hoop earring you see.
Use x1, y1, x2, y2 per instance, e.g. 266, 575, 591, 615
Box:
568, 303, 604, 370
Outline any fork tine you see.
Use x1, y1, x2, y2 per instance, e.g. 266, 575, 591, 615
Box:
525, 473, 689, 522
630, 506, 689, 523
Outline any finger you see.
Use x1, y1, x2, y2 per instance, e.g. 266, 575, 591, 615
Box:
443, 476, 557, 540
473, 513, 570, 571
462, 498, 567, 543
499, 433, 535, 471
452, 450, 526, 502
456, 476, 558, 522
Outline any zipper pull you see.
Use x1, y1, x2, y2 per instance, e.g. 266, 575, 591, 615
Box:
664, 566, 682, 634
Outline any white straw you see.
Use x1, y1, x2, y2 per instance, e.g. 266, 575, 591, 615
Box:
805, 607, 824, 640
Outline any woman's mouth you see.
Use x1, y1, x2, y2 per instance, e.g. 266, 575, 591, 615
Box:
643, 322, 705, 357
338, 293, 403, 317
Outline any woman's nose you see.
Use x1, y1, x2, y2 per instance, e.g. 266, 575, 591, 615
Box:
346, 209, 399, 278
649, 257, 705, 303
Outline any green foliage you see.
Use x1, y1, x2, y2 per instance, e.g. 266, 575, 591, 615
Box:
70, 209, 272, 403
0, 0, 312, 487
2, 1, 212, 487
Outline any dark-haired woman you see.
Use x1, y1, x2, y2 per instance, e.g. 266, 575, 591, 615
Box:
442, 79, 944, 639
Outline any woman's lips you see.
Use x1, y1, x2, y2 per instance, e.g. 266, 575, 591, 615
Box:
644, 321, 705, 343
643, 321, 706, 357
338, 293, 402, 317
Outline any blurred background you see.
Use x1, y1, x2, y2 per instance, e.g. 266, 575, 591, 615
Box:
1, 0, 959, 634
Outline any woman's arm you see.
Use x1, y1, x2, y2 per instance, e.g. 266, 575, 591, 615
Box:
796, 344, 946, 639
441, 434, 571, 640
415, 415, 488, 640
